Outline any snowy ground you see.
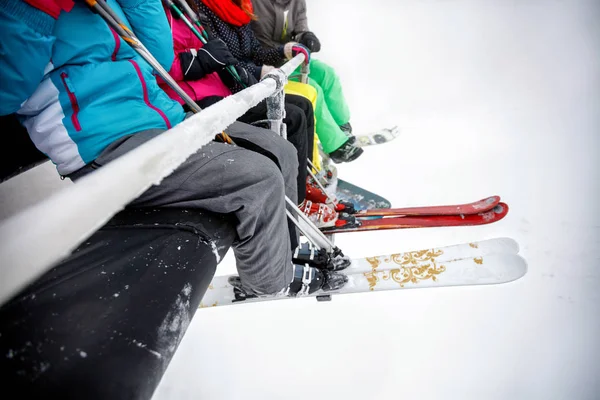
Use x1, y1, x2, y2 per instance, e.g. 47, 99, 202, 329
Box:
1, 0, 598, 399
153, 1, 600, 399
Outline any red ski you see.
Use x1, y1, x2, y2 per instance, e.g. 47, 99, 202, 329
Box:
354, 195, 500, 217
323, 203, 509, 234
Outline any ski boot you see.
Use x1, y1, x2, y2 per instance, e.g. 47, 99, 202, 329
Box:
305, 179, 356, 214
292, 242, 351, 271
284, 264, 348, 296
229, 277, 258, 302
300, 199, 356, 229
328, 137, 363, 164
339, 122, 355, 141
229, 264, 348, 300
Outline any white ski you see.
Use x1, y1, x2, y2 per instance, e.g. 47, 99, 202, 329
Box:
355, 126, 401, 147
199, 238, 525, 309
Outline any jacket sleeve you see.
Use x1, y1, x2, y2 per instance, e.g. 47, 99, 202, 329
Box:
246, 25, 284, 66
293, 0, 309, 34
0, 0, 56, 115
117, 0, 174, 71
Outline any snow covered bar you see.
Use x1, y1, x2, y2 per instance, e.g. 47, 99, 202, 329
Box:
0, 54, 306, 306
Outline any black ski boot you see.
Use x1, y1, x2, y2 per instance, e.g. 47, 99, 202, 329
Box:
339, 122, 353, 136
229, 264, 348, 301
339, 123, 359, 146
328, 138, 363, 164
229, 277, 258, 302
292, 242, 351, 271
285, 264, 348, 296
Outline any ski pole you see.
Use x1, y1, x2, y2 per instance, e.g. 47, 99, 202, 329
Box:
300, 63, 310, 84
307, 157, 331, 187
173, 0, 209, 41
165, 0, 245, 88
84, 0, 202, 113
285, 197, 337, 252
285, 209, 322, 250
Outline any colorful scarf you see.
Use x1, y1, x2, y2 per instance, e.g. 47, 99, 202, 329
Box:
200, 0, 253, 27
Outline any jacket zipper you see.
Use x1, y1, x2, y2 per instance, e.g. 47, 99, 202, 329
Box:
60, 72, 82, 132
109, 27, 121, 61
128, 60, 172, 129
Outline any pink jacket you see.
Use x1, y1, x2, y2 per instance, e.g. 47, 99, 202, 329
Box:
159, 7, 232, 104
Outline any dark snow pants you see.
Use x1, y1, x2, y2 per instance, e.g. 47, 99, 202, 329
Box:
0, 208, 236, 400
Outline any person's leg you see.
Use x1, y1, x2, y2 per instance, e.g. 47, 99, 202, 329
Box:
71, 129, 295, 295
225, 121, 298, 206
290, 77, 347, 154
131, 142, 294, 295
237, 100, 309, 203
284, 81, 321, 170
281, 101, 308, 202
308, 59, 351, 126
0, 208, 233, 400
224, 121, 300, 250
285, 93, 315, 167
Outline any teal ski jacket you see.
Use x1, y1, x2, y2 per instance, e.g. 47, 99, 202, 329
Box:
0, 0, 185, 175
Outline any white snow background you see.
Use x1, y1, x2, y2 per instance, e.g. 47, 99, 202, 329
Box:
0, 0, 598, 399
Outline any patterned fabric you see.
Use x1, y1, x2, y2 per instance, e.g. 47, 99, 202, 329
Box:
196, 1, 284, 92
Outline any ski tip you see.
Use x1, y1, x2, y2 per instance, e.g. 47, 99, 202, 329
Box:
494, 202, 508, 213
499, 253, 528, 283
466, 253, 528, 284
388, 126, 401, 136
466, 237, 520, 254
494, 237, 520, 253
488, 202, 509, 221
486, 195, 501, 204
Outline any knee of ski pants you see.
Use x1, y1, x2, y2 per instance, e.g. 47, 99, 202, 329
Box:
253, 154, 287, 200
311, 59, 339, 85
226, 147, 289, 196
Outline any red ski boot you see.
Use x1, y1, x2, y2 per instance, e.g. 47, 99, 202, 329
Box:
299, 199, 357, 229
300, 200, 339, 229
305, 180, 356, 214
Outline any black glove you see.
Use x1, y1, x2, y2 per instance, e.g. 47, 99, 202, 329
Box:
218, 65, 258, 91
298, 31, 321, 53
179, 38, 237, 81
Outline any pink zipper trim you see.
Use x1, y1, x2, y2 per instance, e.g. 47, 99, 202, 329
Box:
60, 72, 82, 132
128, 60, 172, 129
109, 27, 121, 61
